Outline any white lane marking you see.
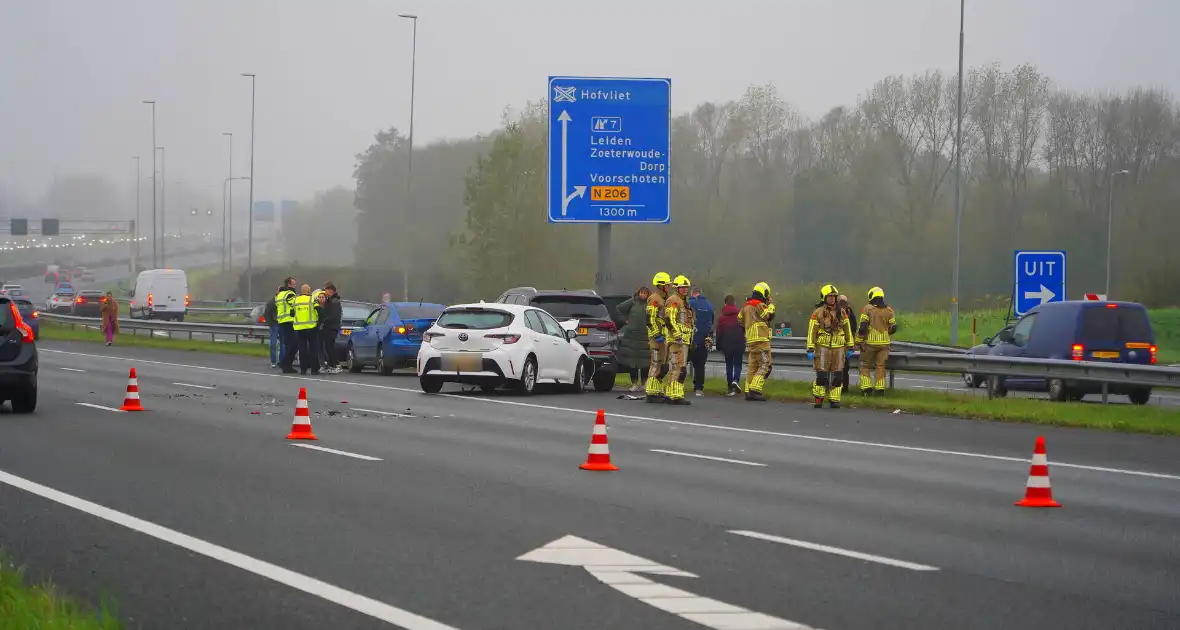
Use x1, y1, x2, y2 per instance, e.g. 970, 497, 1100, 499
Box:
729, 530, 939, 572
650, 449, 767, 467
40, 349, 1180, 482
519, 535, 816, 629
290, 443, 383, 461
352, 408, 414, 418
75, 402, 125, 413
173, 382, 215, 389
0, 469, 459, 629
58, 367, 86, 372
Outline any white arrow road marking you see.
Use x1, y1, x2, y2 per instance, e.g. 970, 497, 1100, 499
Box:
1023, 284, 1056, 305
518, 535, 820, 629
557, 110, 585, 216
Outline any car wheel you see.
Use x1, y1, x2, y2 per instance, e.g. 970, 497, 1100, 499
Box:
514, 356, 538, 395
377, 345, 394, 376
567, 359, 587, 393
592, 368, 615, 392
346, 344, 363, 373
10, 378, 37, 413
962, 372, 976, 388
1047, 378, 1069, 402
1128, 388, 1152, 405
420, 376, 443, 393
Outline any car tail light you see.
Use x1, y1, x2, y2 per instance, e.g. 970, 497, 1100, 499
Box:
1105, 304, 1117, 309
1071, 344, 1084, 361
185, 294, 191, 307
396, 324, 416, 335
258, 316, 265, 323
1150, 345, 1158, 365
30, 310, 38, 319
75, 296, 84, 304
10, 304, 33, 343
147, 293, 153, 307
423, 331, 444, 341
485, 333, 521, 344
596, 321, 617, 332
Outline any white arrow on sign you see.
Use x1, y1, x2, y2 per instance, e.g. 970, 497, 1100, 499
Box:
517, 535, 820, 630
557, 110, 586, 216
1023, 284, 1056, 306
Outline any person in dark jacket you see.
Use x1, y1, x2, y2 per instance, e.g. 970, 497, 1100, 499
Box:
838, 294, 854, 393
687, 287, 714, 396
616, 285, 651, 392
716, 294, 746, 396
319, 283, 343, 373
263, 290, 280, 368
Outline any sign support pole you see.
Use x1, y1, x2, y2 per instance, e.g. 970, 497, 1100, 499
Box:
596, 223, 611, 293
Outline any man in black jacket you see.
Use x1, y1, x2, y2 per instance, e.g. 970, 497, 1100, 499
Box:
320, 283, 343, 373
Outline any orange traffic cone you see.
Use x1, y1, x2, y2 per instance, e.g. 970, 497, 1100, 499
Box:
119, 368, 144, 411
579, 409, 618, 471
1015, 436, 1061, 508
285, 387, 318, 440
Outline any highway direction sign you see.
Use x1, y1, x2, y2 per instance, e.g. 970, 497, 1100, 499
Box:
547, 76, 671, 224
1014, 250, 1066, 316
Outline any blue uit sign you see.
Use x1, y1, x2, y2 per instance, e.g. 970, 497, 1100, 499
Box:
547, 76, 671, 224
253, 200, 276, 222
1013, 250, 1066, 316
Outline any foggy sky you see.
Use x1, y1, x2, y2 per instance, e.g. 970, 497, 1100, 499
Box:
2, 0, 1175, 211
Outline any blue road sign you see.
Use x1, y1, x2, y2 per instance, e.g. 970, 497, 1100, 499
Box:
1013, 250, 1067, 316
547, 76, 671, 224
253, 200, 275, 222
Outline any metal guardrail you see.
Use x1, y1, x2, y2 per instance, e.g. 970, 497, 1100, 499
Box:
41, 312, 269, 344
770, 336, 966, 354
185, 306, 256, 315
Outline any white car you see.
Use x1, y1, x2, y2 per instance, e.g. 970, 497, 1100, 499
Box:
46, 290, 76, 312
417, 302, 592, 395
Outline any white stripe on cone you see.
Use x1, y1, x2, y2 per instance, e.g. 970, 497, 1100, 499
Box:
592, 424, 607, 435
588, 443, 610, 455
1025, 476, 1052, 488
1031, 453, 1047, 466
124, 392, 140, 399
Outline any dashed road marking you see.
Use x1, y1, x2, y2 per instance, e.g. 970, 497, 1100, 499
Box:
289, 443, 382, 461
650, 449, 766, 467
730, 530, 939, 571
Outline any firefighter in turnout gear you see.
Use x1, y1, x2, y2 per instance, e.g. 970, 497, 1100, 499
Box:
858, 286, 897, 395
739, 282, 776, 401
645, 272, 672, 402
662, 275, 695, 405
807, 284, 855, 408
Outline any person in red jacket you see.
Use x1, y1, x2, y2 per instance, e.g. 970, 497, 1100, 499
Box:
715, 294, 747, 396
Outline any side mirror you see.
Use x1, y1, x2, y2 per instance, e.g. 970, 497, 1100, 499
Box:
983, 335, 994, 345
996, 328, 1014, 343
566, 329, 577, 341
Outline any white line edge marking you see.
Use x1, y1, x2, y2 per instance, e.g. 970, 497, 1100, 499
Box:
58, 367, 86, 372
173, 382, 216, 389
650, 449, 767, 467
40, 349, 1180, 482
352, 408, 414, 418
0, 469, 459, 630
290, 443, 383, 461
75, 402, 125, 413
729, 530, 939, 572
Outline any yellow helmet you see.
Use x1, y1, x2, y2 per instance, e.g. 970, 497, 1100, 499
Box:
867, 286, 885, 301
753, 282, 771, 299
820, 284, 839, 300
652, 272, 671, 288
673, 274, 691, 289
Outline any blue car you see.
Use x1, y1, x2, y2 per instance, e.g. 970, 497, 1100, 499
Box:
13, 299, 39, 340
344, 301, 446, 375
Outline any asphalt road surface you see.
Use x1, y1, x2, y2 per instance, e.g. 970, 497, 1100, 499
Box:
1, 340, 1177, 629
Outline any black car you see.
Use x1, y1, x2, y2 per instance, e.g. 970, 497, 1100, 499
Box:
70, 290, 106, 318
333, 300, 379, 361
495, 287, 619, 391
0, 297, 38, 412
599, 293, 633, 329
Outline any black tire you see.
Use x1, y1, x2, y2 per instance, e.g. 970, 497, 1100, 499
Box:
376, 345, 394, 376
514, 356, 538, 395
592, 369, 615, 392
346, 344, 363, 373
1047, 379, 1069, 402
962, 372, 982, 388
10, 378, 37, 413
420, 376, 443, 393
1128, 388, 1152, 405
567, 359, 587, 393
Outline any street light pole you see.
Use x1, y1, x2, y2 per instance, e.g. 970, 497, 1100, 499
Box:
1106, 169, 1130, 298
157, 146, 166, 267
131, 156, 140, 274
399, 13, 418, 302
221, 132, 234, 271
242, 73, 256, 304
950, 0, 965, 345
142, 100, 156, 268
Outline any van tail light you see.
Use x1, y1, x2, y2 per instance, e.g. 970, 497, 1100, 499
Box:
147, 293, 153, 307
185, 294, 191, 307
1071, 344, 1085, 361
10, 304, 33, 344
596, 321, 618, 332
485, 333, 521, 344
1150, 345, 1157, 365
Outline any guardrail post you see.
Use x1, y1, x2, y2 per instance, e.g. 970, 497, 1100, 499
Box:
889, 370, 895, 389
1101, 382, 1109, 404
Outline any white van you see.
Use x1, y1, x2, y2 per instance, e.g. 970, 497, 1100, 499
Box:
129, 269, 189, 320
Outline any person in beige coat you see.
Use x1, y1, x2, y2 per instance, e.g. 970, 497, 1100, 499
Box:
100, 292, 120, 346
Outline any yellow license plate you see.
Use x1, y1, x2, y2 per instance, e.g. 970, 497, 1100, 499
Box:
1125, 342, 1150, 349
1092, 351, 1120, 359
340, 329, 352, 335
590, 186, 630, 201
577, 328, 588, 335
442, 353, 481, 372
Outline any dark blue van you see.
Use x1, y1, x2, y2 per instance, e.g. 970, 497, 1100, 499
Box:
984, 300, 1157, 404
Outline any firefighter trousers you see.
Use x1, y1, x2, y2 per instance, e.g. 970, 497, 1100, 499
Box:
858, 344, 889, 391
663, 342, 689, 400
645, 339, 669, 396
812, 346, 846, 402
744, 341, 772, 393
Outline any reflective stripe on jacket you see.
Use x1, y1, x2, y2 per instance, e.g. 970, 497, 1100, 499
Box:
646, 293, 667, 340
738, 299, 775, 343
274, 289, 296, 324
664, 293, 692, 344
292, 294, 319, 330
858, 304, 896, 346
807, 305, 854, 350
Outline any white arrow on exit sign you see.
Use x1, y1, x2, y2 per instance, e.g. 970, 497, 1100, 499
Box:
1023, 284, 1056, 306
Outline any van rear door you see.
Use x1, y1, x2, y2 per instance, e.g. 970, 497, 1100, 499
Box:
1077, 304, 1156, 365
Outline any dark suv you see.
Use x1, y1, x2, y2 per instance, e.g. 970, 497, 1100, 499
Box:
0, 296, 38, 412
495, 288, 618, 391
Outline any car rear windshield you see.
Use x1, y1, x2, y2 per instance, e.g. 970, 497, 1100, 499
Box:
1080, 306, 1153, 341
530, 296, 610, 320
15, 300, 33, 310
342, 305, 372, 320
395, 305, 445, 320
435, 308, 513, 330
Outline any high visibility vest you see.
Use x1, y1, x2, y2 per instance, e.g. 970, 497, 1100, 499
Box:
274, 289, 295, 324
292, 294, 319, 330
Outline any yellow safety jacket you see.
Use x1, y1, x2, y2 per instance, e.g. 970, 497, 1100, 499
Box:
665, 293, 693, 345
274, 289, 296, 324
738, 298, 775, 344
646, 292, 668, 341
858, 304, 897, 346
807, 305, 854, 350
292, 294, 319, 331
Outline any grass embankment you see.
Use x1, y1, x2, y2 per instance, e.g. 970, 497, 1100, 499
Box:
40, 321, 270, 358
0, 559, 121, 630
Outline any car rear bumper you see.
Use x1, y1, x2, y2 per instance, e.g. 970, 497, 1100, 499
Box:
0, 349, 38, 386
418, 348, 515, 385
586, 351, 617, 374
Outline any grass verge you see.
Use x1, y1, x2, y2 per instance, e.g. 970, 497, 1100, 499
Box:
615, 373, 1180, 436
39, 321, 270, 358
0, 559, 121, 630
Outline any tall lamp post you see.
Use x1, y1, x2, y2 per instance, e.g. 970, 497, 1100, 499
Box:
131, 156, 140, 273
223, 176, 250, 271
949, 0, 966, 345
398, 13, 418, 301
1105, 169, 1130, 298
157, 146, 167, 267
142, 100, 157, 268
221, 132, 234, 271
241, 73, 256, 303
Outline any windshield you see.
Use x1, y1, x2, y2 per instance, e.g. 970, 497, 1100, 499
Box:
530, 296, 610, 320
395, 305, 445, 320
15, 300, 33, 312
435, 308, 513, 330
342, 305, 372, 320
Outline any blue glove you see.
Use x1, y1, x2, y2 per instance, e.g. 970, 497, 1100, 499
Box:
846, 349, 854, 360
654, 336, 665, 343
806, 350, 815, 361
